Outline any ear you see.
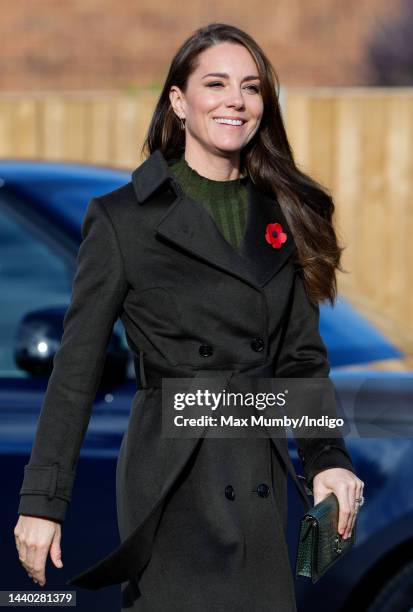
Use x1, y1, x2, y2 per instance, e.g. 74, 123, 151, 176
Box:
169, 86, 185, 119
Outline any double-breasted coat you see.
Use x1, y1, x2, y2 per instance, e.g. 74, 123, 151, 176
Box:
18, 149, 356, 610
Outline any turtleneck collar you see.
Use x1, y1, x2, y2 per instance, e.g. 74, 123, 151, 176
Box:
169, 154, 248, 200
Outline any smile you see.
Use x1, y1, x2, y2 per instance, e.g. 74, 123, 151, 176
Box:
213, 118, 245, 127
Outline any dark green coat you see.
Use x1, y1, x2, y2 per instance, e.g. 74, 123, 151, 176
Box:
18, 149, 355, 607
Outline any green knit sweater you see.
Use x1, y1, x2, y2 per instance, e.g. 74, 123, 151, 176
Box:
169, 155, 249, 251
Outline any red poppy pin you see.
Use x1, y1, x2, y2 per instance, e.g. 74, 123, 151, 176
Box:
265, 222, 287, 249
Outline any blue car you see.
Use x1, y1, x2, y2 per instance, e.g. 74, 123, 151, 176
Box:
1, 160, 412, 612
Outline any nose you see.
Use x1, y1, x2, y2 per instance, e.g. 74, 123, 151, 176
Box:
225, 86, 245, 108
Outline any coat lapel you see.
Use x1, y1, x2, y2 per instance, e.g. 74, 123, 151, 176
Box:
132, 149, 296, 289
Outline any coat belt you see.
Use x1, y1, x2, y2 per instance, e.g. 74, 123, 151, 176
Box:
132, 349, 275, 389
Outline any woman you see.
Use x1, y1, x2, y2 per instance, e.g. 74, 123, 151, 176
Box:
14, 23, 364, 611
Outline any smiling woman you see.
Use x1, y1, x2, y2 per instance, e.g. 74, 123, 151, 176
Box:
168, 44, 264, 176
15, 21, 363, 612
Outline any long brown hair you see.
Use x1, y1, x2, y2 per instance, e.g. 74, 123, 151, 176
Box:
141, 23, 345, 306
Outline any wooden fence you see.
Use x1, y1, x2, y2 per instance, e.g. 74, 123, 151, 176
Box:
1, 88, 412, 364
0, 91, 156, 167
285, 88, 413, 365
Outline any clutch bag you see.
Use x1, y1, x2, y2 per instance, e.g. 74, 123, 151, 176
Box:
295, 491, 357, 583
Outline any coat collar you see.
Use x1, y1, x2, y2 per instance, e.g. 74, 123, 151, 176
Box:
131, 149, 297, 289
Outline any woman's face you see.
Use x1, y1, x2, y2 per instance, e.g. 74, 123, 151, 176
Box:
170, 42, 264, 159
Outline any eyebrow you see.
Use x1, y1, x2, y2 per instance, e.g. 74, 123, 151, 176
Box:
202, 72, 261, 82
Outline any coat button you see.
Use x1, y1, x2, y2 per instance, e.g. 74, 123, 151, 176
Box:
225, 485, 235, 500
199, 344, 213, 357
251, 337, 265, 352
256, 483, 270, 498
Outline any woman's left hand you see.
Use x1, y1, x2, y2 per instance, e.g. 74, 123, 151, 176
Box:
312, 467, 364, 539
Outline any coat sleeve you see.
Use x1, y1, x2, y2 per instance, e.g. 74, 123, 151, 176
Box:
17, 197, 128, 523
274, 266, 356, 492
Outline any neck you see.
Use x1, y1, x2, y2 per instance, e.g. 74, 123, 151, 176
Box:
169, 154, 248, 200
182, 145, 244, 181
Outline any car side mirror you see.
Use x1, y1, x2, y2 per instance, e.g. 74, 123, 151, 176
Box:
14, 306, 129, 385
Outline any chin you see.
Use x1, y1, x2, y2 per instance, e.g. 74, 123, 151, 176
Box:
211, 141, 245, 154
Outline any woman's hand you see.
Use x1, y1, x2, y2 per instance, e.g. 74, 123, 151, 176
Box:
312, 467, 364, 539
14, 515, 63, 587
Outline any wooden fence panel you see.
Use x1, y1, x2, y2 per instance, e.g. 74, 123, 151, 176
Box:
285, 88, 413, 360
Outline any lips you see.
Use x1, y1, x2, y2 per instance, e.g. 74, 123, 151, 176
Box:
212, 119, 246, 129
213, 117, 247, 124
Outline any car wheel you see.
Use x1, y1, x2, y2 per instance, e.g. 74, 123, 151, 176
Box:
366, 559, 413, 612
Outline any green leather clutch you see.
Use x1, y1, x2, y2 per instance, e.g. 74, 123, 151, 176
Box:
295, 491, 357, 583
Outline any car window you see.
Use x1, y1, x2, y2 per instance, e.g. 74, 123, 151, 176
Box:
0, 203, 72, 376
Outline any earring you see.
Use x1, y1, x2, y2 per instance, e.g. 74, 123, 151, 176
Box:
180, 116, 186, 130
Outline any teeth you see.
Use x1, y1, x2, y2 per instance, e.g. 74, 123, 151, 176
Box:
214, 118, 243, 126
